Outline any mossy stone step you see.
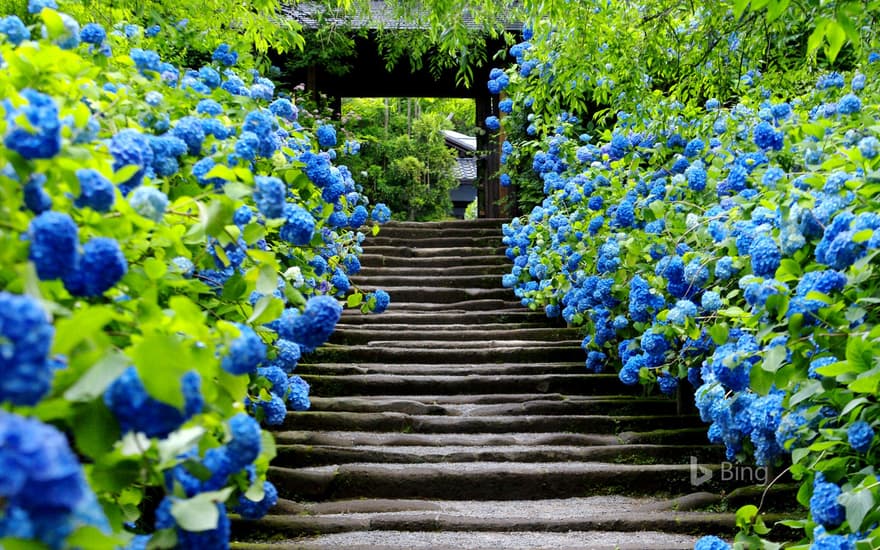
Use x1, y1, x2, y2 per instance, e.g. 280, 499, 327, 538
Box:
351, 274, 506, 289
337, 310, 551, 325
365, 236, 503, 248
358, 254, 510, 268
357, 264, 510, 277
306, 345, 585, 364
363, 246, 507, 258
328, 327, 581, 345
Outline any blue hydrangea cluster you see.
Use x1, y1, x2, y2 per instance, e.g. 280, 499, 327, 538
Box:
288, 375, 310, 411
0, 292, 57, 406
234, 481, 278, 520
316, 123, 337, 148
4, 89, 62, 160
0, 411, 109, 549
277, 295, 342, 353
129, 186, 168, 222
62, 237, 128, 297
253, 175, 287, 219
221, 323, 267, 375
847, 420, 874, 453
212, 43, 238, 66
104, 367, 203, 438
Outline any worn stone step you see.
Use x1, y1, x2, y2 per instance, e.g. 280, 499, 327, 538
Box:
329, 328, 581, 345
352, 286, 513, 303
350, 339, 581, 350
359, 254, 509, 268
366, 236, 503, 248
357, 265, 510, 277
274, 430, 623, 448
340, 300, 527, 314
301, 373, 642, 396
333, 322, 554, 332
378, 219, 507, 230
298, 362, 588, 376
351, 275, 504, 289
363, 246, 507, 259
232, 530, 700, 550
280, 411, 703, 434
305, 395, 677, 416
374, 224, 503, 238
306, 345, 585, 364
337, 310, 550, 325
267, 462, 749, 501
275, 443, 722, 467
233, 496, 735, 540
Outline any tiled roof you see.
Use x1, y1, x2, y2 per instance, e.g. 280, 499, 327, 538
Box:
442, 129, 477, 152
283, 1, 521, 31
453, 157, 477, 182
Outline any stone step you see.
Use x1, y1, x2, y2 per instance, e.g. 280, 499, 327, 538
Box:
329, 328, 580, 345
357, 265, 510, 278
363, 246, 507, 258
273, 429, 709, 448
348, 340, 582, 350
337, 310, 549, 325
275, 443, 722, 467
366, 236, 503, 248
378, 219, 507, 230
333, 322, 554, 332
280, 411, 704, 434
301, 373, 640, 396
232, 494, 737, 542
231, 529, 700, 550
352, 286, 513, 303
375, 225, 504, 238
266, 462, 749, 501
306, 345, 585, 364
359, 254, 509, 268
351, 275, 504, 289
298, 363, 588, 376
340, 300, 527, 314
305, 395, 677, 416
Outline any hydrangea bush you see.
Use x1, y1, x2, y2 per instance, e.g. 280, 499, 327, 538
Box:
0, 7, 389, 549
493, 16, 880, 550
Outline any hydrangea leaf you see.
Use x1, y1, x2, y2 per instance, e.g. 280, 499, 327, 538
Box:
170, 488, 234, 532
64, 348, 129, 402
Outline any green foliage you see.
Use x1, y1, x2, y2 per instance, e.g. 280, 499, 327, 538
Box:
341, 98, 467, 220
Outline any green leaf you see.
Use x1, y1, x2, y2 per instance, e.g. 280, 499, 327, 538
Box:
244, 479, 266, 502
0, 538, 50, 550
53, 306, 115, 356
347, 293, 364, 307
825, 20, 846, 63
66, 525, 125, 550
766, 0, 790, 22
64, 348, 130, 402
840, 488, 874, 531
144, 257, 168, 280
750, 362, 775, 395
846, 336, 875, 374
41, 8, 65, 37
158, 427, 206, 464
170, 488, 234, 532
221, 273, 248, 301
733, 0, 751, 19
762, 345, 787, 372
256, 264, 278, 295
203, 164, 237, 182
736, 504, 759, 530
224, 181, 252, 200
372, 224, 380, 236
112, 164, 142, 185
708, 323, 729, 346
130, 333, 193, 409
849, 367, 880, 394
248, 296, 284, 325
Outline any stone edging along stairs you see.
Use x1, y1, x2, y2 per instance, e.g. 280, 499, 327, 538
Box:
232, 219, 779, 550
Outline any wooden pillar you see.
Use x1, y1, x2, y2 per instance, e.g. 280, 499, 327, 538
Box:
475, 93, 500, 218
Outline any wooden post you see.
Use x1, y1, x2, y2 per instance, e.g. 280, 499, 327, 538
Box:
475, 93, 500, 218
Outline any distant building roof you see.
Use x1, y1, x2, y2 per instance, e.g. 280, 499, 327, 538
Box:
453, 157, 477, 182
442, 129, 477, 152
283, 1, 521, 31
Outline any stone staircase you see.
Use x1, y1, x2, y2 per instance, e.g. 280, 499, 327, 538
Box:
233, 219, 761, 550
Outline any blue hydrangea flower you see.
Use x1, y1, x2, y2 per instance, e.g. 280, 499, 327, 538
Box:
235, 480, 278, 520
369, 289, 390, 314
858, 136, 878, 159
104, 367, 203, 438
847, 420, 874, 453
753, 121, 783, 151
371, 203, 391, 223
110, 129, 153, 196
23, 174, 52, 214
701, 291, 721, 311
196, 99, 224, 116
485, 116, 501, 131
79, 23, 106, 44
170, 116, 206, 156
198, 66, 221, 89
28, 211, 78, 280
144, 24, 160, 37
272, 339, 301, 373
288, 375, 310, 411
499, 98, 513, 113
694, 536, 730, 550
177, 503, 230, 548
212, 43, 238, 66
253, 176, 286, 219
0, 16, 31, 45
62, 237, 128, 297
249, 394, 287, 426
269, 98, 297, 121
0, 292, 56, 406
277, 295, 342, 353
749, 235, 781, 278
222, 324, 267, 375
226, 412, 261, 470
4, 89, 62, 160
316, 124, 337, 148
349, 205, 369, 228
810, 473, 845, 528
837, 93, 861, 115
280, 204, 315, 245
